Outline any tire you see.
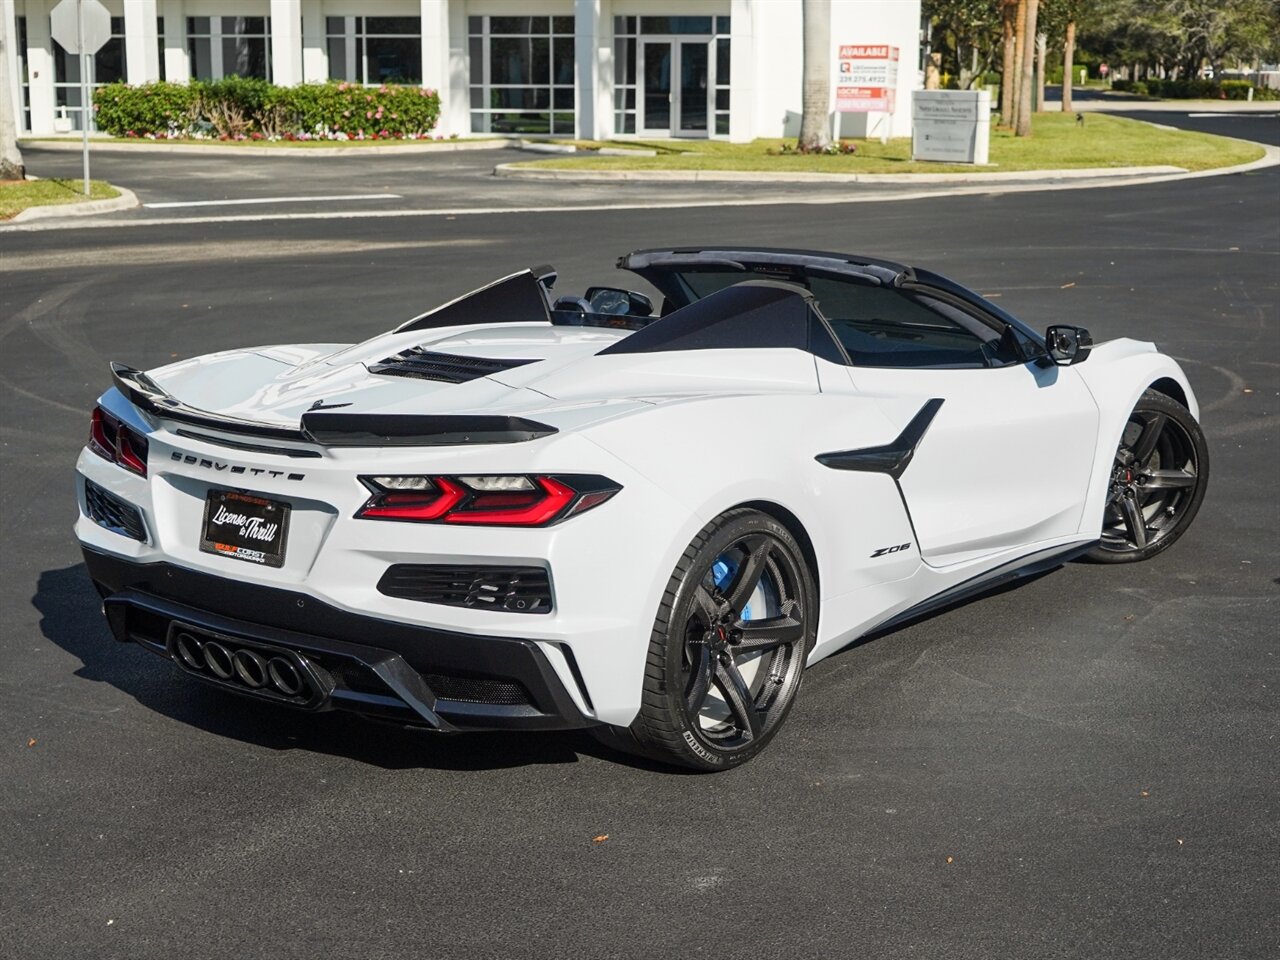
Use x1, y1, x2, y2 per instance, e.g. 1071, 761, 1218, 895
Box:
592, 508, 817, 771
1083, 389, 1209, 564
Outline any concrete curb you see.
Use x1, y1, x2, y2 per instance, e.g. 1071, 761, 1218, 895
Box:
10, 185, 140, 222
493, 163, 1188, 184
513, 138, 658, 157
20, 138, 508, 157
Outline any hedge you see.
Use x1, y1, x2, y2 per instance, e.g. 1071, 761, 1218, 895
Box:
93, 80, 443, 139
1111, 77, 1279, 101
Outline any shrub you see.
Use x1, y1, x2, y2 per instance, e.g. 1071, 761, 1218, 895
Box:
195, 76, 273, 136
93, 81, 197, 137
271, 82, 442, 137
93, 80, 442, 140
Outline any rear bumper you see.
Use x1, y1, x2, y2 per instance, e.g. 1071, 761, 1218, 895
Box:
83, 547, 596, 733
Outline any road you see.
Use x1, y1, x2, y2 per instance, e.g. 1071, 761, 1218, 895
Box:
1, 114, 1276, 960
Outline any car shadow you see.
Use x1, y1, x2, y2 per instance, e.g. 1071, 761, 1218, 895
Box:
35, 562, 676, 772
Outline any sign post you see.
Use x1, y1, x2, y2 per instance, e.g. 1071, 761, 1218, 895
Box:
49, 0, 112, 195
834, 45, 899, 144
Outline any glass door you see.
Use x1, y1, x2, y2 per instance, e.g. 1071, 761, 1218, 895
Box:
677, 40, 710, 135
639, 38, 711, 138
640, 40, 672, 136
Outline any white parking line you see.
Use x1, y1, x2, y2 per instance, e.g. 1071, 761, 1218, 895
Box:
1186, 112, 1279, 118
144, 193, 403, 209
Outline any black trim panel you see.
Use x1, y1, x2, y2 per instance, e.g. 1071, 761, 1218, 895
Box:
302, 412, 557, 447
82, 547, 593, 732
815, 398, 945, 479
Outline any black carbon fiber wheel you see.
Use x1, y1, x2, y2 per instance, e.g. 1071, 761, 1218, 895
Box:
592, 509, 817, 771
1084, 389, 1209, 564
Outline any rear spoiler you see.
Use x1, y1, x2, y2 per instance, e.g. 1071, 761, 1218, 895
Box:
110, 362, 558, 447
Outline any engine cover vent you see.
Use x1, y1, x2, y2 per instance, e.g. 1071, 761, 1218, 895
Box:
368, 348, 537, 383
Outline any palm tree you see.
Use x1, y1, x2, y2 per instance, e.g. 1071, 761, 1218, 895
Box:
1009, 0, 1028, 131
999, 0, 1019, 127
1016, 0, 1040, 136
798, 0, 832, 152
0, 12, 25, 181
1062, 19, 1077, 113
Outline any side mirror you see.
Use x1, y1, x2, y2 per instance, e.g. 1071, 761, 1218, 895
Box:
585, 286, 654, 317
1045, 325, 1093, 365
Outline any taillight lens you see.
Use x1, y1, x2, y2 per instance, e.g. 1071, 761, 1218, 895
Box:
355, 474, 620, 526
88, 406, 148, 477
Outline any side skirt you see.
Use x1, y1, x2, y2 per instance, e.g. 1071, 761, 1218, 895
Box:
867, 540, 1099, 637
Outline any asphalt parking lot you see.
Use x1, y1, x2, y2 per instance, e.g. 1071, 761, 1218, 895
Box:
1, 113, 1276, 959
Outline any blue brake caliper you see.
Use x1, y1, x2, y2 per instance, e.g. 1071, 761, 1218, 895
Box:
712, 556, 752, 621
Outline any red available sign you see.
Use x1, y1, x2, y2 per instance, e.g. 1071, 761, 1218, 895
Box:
836, 44, 899, 113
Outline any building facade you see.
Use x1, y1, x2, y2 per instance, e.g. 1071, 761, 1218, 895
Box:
5, 0, 921, 141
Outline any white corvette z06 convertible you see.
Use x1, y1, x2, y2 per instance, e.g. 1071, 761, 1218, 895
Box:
76, 248, 1209, 770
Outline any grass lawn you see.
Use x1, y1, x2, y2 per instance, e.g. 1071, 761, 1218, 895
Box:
516, 114, 1265, 174
0, 179, 120, 219
21, 136, 494, 149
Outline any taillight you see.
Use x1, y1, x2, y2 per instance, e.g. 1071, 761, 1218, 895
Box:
355, 474, 620, 526
88, 406, 149, 477
89, 407, 117, 461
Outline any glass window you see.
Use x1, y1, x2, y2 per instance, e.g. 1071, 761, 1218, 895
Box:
52, 14, 128, 131
614, 19, 637, 136
469, 15, 575, 136
325, 16, 422, 85
186, 16, 272, 81
811, 282, 995, 368
491, 16, 547, 35
17, 15, 31, 131
366, 17, 417, 35
640, 17, 713, 35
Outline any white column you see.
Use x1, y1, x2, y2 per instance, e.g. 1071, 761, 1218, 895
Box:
728, 0, 754, 142
443, 0, 467, 136
419, 0, 450, 135
269, 0, 301, 86
161, 0, 188, 81
125, 0, 160, 83
573, 0, 602, 140
23, 0, 55, 134
300, 0, 324, 81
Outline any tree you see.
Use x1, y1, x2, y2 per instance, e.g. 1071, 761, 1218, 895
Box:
1011, 0, 1027, 130
1079, 0, 1280, 80
798, 0, 832, 152
1062, 18, 1077, 111
1000, 0, 1019, 125
922, 0, 1004, 89
1016, 0, 1040, 134
0, 11, 25, 181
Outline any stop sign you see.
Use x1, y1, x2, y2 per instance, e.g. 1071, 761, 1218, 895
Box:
1099, 63, 1110, 78
50, 0, 112, 56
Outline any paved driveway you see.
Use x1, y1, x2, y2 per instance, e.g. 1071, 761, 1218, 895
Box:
1, 114, 1276, 960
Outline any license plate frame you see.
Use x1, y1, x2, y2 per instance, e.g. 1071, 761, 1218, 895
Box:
200, 489, 290, 568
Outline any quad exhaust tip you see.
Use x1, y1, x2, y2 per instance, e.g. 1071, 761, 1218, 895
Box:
170, 629, 327, 704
